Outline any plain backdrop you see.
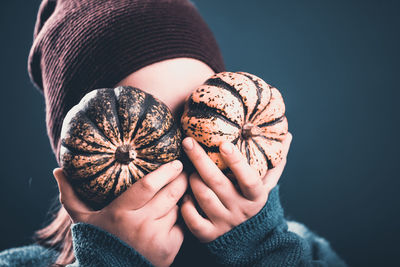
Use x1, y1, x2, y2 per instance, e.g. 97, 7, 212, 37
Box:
1, 1, 399, 266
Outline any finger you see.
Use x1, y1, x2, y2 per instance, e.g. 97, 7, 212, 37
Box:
219, 142, 264, 200
182, 137, 235, 200
180, 194, 214, 242
143, 172, 188, 218
263, 132, 292, 188
53, 168, 92, 222
189, 172, 228, 219
169, 224, 184, 245
158, 205, 180, 229
263, 158, 286, 191
168, 224, 185, 260
282, 132, 293, 156
111, 160, 183, 210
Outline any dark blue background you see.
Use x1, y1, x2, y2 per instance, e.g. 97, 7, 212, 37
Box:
1, 1, 399, 266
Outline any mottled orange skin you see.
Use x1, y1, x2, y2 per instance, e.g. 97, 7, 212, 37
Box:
181, 72, 288, 178
60, 86, 181, 209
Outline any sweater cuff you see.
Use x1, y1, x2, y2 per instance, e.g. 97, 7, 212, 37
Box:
205, 185, 285, 263
71, 222, 153, 267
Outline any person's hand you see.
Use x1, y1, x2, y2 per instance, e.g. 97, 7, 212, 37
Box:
53, 160, 188, 267
180, 133, 292, 243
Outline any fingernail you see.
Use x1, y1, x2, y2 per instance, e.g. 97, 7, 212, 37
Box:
220, 142, 233, 154
182, 137, 194, 150
172, 160, 183, 170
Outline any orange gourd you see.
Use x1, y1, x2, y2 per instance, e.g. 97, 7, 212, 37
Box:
181, 72, 288, 178
59, 86, 182, 209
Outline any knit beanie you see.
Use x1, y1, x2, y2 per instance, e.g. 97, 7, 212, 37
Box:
28, 0, 225, 164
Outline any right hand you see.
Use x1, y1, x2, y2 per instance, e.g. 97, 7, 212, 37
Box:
53, 160, 188, 267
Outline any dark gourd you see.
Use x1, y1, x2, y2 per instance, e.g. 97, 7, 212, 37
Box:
181, 72, 288, 178
60, 86, 181, 209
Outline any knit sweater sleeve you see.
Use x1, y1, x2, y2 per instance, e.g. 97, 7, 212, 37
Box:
204, 186, 347, 267
0, 244, 58, 267
67, 222, 154, 267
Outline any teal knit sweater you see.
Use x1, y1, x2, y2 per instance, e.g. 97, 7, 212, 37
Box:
0, 187, 347, 267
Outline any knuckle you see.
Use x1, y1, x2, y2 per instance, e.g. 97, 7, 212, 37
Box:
243, 179, 259, 190
167, 187, 181, 200
227, 212, 245, 226
159, 248, 171, 263
229, 155, 242, 166
211, 176, 224, 187
189, 220, 203, 234
140, 178, 156, 192
241, 205, 259, 219
151, 236, 171, 257
198, 189, 213, 202
242, 211, 253, 220
199, 228, 215, 243
109, 209, 126, 223
136, 220, 151, 234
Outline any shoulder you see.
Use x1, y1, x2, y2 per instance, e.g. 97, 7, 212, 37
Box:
0, 244, 58, 267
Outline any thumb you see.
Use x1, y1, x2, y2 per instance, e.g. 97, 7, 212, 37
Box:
53, 168, 92, 222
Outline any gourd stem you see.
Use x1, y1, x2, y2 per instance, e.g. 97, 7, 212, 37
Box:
242, 123, 262, 139
115, 144, 136, 164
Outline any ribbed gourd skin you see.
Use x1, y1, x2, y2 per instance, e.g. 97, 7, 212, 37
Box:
181, 72, 288, 178
60, 86, 182, 210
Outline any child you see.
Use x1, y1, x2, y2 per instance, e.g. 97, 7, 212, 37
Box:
0, 0, 346, 266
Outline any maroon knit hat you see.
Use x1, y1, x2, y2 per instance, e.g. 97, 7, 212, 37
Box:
28, 0, 225, 165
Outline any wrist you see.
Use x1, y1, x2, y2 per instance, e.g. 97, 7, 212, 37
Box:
204, 186, 284, 264
71, 222, 153, 267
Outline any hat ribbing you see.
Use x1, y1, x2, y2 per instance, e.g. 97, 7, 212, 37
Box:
28, 0, 225, 164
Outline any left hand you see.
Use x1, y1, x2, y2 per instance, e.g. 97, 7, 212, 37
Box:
180, 133, 292, 243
